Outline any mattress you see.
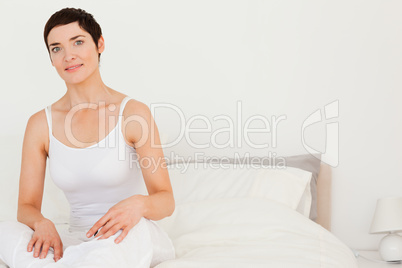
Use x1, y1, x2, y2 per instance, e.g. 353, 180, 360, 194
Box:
154, 197, 358, 268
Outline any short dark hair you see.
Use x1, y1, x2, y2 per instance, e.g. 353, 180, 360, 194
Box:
44, 7, 103, 62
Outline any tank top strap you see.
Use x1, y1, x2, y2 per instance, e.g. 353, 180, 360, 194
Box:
44, 105, 53, 138
118, 96, 132, 116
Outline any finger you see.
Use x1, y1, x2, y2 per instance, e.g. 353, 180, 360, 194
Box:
115, 228, 129, 244
40, 242, 50, 259
27, 237, 37, 252
99, 225, 121, 240
53, 242, 63, 262
60, 241, 64, 258
33, 240, 42, 258
95, 219, 115, 238
87, 214, 111, 238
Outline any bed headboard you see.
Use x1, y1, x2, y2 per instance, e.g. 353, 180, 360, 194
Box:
315, 162, 332, 232
164, 154, 332, 232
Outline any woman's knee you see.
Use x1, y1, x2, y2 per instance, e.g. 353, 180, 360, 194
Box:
0, 221, 35, 268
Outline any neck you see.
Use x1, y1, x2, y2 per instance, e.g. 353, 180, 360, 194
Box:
63, 68, 114, 108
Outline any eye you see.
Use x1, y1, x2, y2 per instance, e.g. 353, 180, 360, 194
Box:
75, 40, 83, 45
51, 47, 60, 53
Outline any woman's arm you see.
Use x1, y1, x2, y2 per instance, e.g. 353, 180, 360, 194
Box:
87, 100, 175, 243
17, 110, 63, 261
18, 112, 48, 227
129, 100, 175, 220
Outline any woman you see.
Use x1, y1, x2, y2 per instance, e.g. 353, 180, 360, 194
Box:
0, 7, 175, 268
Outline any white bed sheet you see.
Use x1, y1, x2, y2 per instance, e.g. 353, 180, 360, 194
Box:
155, 197, 358, 268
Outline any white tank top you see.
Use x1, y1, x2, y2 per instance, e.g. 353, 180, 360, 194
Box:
44, 96, 148, 232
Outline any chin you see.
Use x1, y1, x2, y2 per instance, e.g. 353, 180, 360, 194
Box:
63, 76, 87, 85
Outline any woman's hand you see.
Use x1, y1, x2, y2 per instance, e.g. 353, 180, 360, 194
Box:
27, 218, 63, 262
86, 195, 145, 244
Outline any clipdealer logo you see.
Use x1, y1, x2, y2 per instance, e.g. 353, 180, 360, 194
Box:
61, 100, 339, 168
150, 101, 287, 150
301, 100, 339, 167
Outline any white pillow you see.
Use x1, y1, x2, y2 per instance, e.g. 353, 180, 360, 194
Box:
167, 162, 312, 215
295, 180, 312, 217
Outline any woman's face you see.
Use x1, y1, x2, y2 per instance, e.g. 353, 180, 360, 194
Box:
47, 21, 104, 84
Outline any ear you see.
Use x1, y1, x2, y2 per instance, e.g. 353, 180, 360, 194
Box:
97, 35, 105, 54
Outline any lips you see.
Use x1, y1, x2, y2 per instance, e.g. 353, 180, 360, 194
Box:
65, 64, 83, 71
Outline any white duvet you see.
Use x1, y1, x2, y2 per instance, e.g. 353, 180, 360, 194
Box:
155, 197, 358, 268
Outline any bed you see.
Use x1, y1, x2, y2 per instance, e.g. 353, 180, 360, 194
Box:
152, 153, 358, 267
0, 153, 358, 268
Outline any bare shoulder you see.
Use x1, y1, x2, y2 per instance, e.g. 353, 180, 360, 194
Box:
122, 99, 153, 145
124, 98, 151, 118
24, 109, 49, 154
123, 98, 153, 124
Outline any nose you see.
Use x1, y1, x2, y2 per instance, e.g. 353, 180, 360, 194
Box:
64, 48, 76, 62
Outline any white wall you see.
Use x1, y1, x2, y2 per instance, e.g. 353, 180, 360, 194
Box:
1, 0, 401, 250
